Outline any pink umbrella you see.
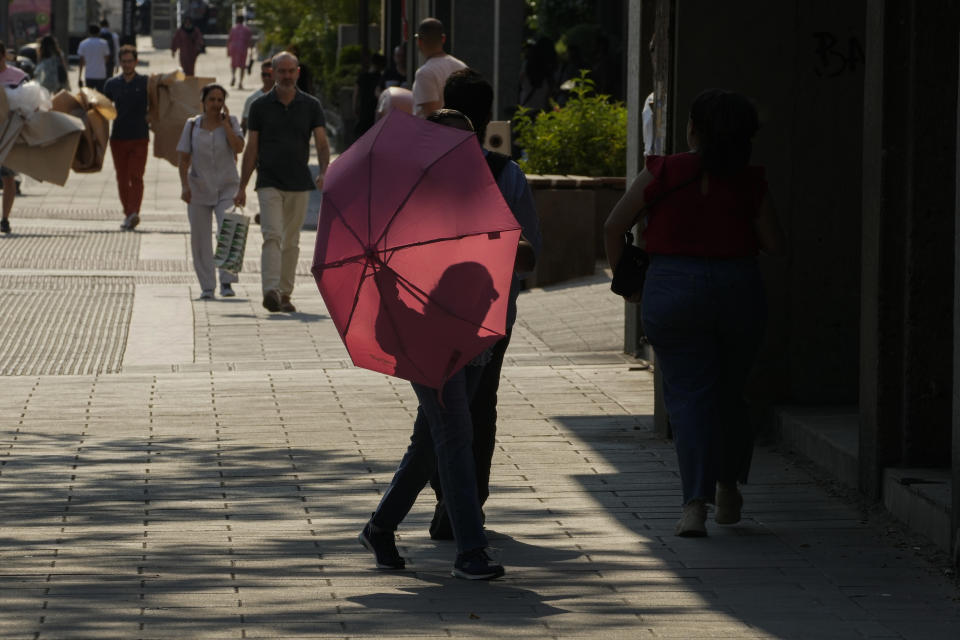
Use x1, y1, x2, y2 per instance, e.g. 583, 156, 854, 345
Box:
312, 109, 521, 388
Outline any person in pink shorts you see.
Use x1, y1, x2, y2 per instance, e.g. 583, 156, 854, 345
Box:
227, 15, 254, 89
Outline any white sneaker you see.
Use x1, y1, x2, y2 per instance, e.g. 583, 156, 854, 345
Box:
220, 284, 236, 297
675, 499, 708, 537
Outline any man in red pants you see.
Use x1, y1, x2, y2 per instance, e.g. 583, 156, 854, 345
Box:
103, 45, 149, 230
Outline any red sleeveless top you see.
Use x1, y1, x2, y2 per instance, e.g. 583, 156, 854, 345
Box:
642, 153, 767, 258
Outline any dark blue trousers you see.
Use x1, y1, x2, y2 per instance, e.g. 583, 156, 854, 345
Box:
641, 255, 766, 505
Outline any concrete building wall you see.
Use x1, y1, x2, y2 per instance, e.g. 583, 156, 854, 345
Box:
449, 0, 524, 121
668, 0, 866, 409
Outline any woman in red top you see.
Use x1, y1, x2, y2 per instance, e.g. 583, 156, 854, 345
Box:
604, 89, 784, 537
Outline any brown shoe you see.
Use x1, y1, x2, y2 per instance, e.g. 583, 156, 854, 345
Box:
280, 294, 296, 312
262, 290, 282, 312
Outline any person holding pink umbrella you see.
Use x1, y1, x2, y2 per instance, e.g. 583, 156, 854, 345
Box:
358, 115, 506, 579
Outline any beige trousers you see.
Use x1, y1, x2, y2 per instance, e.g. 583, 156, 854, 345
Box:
257, 188, 309, 297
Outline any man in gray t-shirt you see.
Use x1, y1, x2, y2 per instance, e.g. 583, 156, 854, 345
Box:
235, 51, 329, 313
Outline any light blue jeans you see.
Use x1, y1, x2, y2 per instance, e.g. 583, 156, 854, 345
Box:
641, 255, 766, 505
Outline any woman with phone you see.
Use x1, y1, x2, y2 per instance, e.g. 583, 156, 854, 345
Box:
177, 83, 244, 299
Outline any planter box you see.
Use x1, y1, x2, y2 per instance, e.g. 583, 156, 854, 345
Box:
526, 175, 626, 287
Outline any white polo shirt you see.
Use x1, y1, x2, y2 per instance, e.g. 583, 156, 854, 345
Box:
412, 53, 466, 117
78, 36, 111, 80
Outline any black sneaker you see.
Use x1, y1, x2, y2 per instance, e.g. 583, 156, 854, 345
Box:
262, 290, 282, 312
0, 218, 9, 234
358, 521, 405, 570
452, 547, 504, 580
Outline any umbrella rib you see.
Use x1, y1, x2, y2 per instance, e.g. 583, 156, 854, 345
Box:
341, 256, 372, 340
316, 197, 368, 269
373, 136, 474, 249
381, 230, 517, 256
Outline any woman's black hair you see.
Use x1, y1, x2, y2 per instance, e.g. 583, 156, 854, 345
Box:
201, 83, 228, 102
689, 89, 759, 175
39, 35, 62, 60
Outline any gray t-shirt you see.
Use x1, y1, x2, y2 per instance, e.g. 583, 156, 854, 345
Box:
247, 88, 325, 191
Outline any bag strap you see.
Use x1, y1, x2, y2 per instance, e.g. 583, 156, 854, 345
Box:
625, 163, 701, 239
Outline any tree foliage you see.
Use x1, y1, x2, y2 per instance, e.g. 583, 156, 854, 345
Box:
513, 71, 627, 177
251, 0, 379, 101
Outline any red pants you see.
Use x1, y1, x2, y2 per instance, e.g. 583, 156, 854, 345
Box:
110, 138, 148, 216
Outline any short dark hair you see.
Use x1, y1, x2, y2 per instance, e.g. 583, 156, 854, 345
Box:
260, 60, 273, 71
118, 44, 137, 60
689, 89, 759, 175
236, 15, 245, 23
426, 108, 475, 132
415, 18, 444, 45
443, 68, 493, 142
88, 24, 100, 35
201, 83, 228, 102
99, 19, 109, 28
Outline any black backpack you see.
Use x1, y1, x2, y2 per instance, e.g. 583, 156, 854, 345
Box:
485, 151, 510, 182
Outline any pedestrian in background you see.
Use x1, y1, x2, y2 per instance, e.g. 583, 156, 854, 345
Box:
99, 19, 120, 77
0, 41, 27, 234
178, 83, 245, 300
227, 15, 253, 90
235, 51, 329, 313
103, 45, 150, 231
34, 34, 69, 95
604, 89, 785, 537
426, 69, 542, 541
353, 52, 385, 138
77, 24, 110, 91
411, 17, 465, 117
172, 16, 204, 76
241, 60, 273, 135
518, 37, 557, 113
379, 45, 407, 91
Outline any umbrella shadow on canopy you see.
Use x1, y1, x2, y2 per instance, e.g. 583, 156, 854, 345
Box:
373, 260, 500, 384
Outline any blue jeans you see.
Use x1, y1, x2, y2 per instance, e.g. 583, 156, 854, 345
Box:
371, 366, 487, 553
641, 255, 766, 505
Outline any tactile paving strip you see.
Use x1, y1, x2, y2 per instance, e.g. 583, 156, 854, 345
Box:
14, 207, 186, 222
0, 227, 139, 270
0, 276, 133, 375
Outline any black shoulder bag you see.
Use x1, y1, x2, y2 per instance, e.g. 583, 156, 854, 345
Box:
610, 169, 700, 299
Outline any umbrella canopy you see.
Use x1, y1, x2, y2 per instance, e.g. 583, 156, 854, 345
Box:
312, 109, 521, 388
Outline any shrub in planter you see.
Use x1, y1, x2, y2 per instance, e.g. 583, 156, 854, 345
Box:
513, 71, 627, 177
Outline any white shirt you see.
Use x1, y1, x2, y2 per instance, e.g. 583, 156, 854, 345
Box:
242, 88, 267, 121
176, 115, 244, 206
412, 53, 466, 117
642, 92, 660, 156
78, 37, 111, 80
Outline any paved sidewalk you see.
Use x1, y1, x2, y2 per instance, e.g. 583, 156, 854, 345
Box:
0, 39, 958, 640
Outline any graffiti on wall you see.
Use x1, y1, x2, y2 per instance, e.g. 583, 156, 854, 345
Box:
813, 32, 865, 77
